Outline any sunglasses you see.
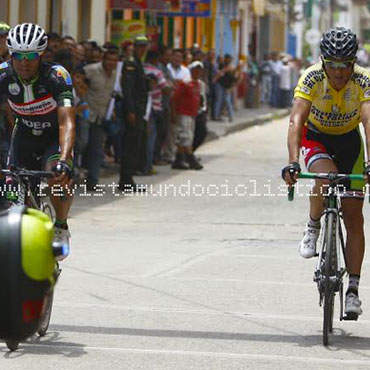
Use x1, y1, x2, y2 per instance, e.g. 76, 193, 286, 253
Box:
323, 58, 355, 69
11, 52, 41, 61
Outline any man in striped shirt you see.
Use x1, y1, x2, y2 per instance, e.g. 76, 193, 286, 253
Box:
143, 50, 170, 174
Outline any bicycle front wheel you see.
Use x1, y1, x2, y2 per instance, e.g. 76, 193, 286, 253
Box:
323, 212, 336, 346
37, 289, 54, 337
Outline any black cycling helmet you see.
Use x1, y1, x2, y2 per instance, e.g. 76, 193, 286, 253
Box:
320, 27, 358, 60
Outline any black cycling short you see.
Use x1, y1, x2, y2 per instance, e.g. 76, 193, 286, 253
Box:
301, 125, 365, 195
7, 124, 62, 170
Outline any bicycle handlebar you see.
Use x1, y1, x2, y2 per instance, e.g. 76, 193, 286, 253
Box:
1, 168, 54, 179
288, 172, 367, 202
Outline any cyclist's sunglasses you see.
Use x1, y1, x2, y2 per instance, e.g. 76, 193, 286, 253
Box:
322, 58, 355, 69
11, 52, 41, 61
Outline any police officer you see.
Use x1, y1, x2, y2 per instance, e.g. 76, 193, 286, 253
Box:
119, 36, 149, 191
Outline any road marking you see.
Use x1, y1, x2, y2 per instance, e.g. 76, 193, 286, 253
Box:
5, 343, 370, 365
52, 302, 326, 322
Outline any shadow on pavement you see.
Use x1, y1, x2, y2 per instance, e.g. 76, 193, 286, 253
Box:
1, 331, 88, 358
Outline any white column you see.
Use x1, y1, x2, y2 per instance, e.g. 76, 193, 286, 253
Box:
9, 0, 19, 26
37, 0, 48, 30
90, 0, 106, 45
293, 0, 304, 59
61, 0, 78, 38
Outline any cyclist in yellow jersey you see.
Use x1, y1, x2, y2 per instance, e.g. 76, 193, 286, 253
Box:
282, 27, 370, 317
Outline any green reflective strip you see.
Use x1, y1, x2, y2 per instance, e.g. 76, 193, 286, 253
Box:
351, 128, 365, 191
46, 154, 61, 162
21, 209, 55, 281
46, 155, 73, 168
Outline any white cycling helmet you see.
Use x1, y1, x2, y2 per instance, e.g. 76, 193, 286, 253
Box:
7, 23, 48, 53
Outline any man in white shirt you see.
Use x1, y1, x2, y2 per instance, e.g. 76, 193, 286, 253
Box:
278, 57, 292, 108
167, 49, 190, 82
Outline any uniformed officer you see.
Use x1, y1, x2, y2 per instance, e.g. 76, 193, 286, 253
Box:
119, 35, 149, 192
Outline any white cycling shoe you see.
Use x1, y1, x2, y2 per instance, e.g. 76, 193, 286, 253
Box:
345, 292, 362, 316
299, 224, 320, 258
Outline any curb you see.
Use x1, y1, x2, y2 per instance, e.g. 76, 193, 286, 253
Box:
207, 108, 290, 140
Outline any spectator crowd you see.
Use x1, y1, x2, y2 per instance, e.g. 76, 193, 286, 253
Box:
1, 23, 367, 192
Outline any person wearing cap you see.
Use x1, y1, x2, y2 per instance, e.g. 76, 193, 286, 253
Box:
171, 61, 204, 170
0, 22, 10, 62
118, 35, 149, 192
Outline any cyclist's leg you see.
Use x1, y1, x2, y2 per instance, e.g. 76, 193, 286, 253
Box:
308, 159, 338, 218
43, 143, 73, 255
299, 127, 337, 257
44, 144, 74, 222
334, 128, 365, 315
342, 199, 364, 276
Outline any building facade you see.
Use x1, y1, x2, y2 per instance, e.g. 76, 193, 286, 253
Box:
0, 0, 107, 44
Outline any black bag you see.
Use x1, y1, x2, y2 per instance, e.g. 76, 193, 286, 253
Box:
0, 206, 56, 341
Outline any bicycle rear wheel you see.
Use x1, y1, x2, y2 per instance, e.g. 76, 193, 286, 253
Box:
41, 201, 56, 223
323, 212, 336, 346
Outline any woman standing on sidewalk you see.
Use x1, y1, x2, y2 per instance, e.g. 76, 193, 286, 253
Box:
214, 54, 236, 122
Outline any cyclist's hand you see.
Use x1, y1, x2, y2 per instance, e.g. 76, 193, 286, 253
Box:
52, 160, 73, 186
282, 162, 301, 186
364, 164, 370, 184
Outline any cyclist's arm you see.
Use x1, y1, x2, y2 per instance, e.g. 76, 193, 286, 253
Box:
287, 97, 311, 163
57, 106, 75, 162
361, 101, 370, 165
5, 102, 14, 132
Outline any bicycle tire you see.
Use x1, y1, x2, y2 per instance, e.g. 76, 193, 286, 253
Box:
5, 340, 19, 351
323, 212, 336, 346
37, 289, 54, 337
41, 202, 56, 223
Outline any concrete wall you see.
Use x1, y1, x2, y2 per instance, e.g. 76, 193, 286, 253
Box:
6, 0, 107, 43
215, 0, 239, 59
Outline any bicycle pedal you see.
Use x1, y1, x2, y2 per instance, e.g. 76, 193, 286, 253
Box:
343, 313, 359, 321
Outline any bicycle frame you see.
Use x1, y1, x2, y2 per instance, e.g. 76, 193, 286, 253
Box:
288, 171, 365, 345
2, 168, 53, 210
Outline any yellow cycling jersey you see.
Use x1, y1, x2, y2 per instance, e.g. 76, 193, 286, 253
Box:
294, 62, 370, 134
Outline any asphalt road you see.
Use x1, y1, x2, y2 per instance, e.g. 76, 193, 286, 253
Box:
2, 116, 370, 369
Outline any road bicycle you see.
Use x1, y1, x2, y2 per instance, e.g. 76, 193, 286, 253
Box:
1, 166, 64, 351
289, 172, 365, 346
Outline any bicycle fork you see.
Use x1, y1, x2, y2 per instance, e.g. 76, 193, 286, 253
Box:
314, 209, 344, 308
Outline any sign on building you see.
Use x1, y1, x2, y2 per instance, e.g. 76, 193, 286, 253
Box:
110, 0, 170, 10
111, 20, 146, 46
159, 0, 211, 17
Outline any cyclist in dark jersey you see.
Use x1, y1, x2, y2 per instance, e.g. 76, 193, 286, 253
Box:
3, 23, 75, 257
